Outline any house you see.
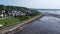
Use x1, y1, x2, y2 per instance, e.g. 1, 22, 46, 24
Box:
11, 9, 26, 17
0, 9, 26, 18
0, 10, 7, 18
25, 10, 33, 16
0, 14, 3, 18
19, 11, 25, 15
8, 11, 13, 16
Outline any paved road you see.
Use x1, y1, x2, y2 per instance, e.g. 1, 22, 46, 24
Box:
15, 14, 60, 34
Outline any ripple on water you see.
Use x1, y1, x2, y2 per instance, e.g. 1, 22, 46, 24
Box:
38, 16, 60, 32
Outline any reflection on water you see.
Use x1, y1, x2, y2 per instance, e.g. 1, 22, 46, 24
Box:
38, 16, 60, 32
39, 16, 60, 23
15, 15, 60, 34
39, 10, 60, 15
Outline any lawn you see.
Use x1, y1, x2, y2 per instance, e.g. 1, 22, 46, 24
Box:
0, 16, 31, 29
0, 13, 40, 29
0, 17, 20, 29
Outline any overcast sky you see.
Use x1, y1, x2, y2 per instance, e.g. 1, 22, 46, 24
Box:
0, 0, 60, 9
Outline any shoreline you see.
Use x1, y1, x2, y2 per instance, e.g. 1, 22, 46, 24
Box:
0, 13, 45, 34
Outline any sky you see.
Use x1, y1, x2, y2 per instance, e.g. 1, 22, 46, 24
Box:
0, 0, 60, 9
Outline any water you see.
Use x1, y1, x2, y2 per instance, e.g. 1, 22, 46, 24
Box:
15, 10, 60, 34
39, 10, 60, 15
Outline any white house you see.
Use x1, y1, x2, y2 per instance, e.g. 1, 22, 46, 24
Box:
0, 10, 26, 18
0, 10, 6, 18
0, 14, 3, 18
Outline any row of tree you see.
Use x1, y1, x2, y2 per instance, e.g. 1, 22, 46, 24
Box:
0, 5, 28, 12
0, 4, 39, 16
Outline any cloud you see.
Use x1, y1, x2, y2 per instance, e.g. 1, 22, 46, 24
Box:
0, 0, 60, 9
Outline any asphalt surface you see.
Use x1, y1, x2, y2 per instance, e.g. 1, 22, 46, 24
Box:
15, 13, 60, 34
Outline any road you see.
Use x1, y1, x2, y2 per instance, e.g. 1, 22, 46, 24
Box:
15, 13, 60, 34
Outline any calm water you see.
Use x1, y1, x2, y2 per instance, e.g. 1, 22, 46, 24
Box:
39, 10, 60, 15
15, 10, 60, 34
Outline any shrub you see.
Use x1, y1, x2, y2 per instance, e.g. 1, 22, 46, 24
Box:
18, 15, 29, 21
0, 16, 2, 18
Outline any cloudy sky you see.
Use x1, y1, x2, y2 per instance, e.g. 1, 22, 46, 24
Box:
0, 0, 60, 9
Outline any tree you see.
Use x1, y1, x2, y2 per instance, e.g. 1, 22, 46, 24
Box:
0, 5, 4, 10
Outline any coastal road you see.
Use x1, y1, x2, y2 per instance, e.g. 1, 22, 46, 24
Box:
15, 13, 60, 34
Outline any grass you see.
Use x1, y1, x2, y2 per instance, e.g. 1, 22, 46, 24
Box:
0, 17, 20, 29
0, 13, 40, 29
0, 16, 31, 29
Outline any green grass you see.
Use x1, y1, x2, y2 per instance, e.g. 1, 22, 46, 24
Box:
0, 16, 31, 29
0, 13, 40, 29
0, 17, 20, 29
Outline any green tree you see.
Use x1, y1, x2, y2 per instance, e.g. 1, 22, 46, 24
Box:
0, 5, 4, 10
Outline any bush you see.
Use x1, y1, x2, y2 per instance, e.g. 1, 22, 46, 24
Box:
4, 22, 8, 26
18, 15, 29, 21
0, 16, 2, 18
